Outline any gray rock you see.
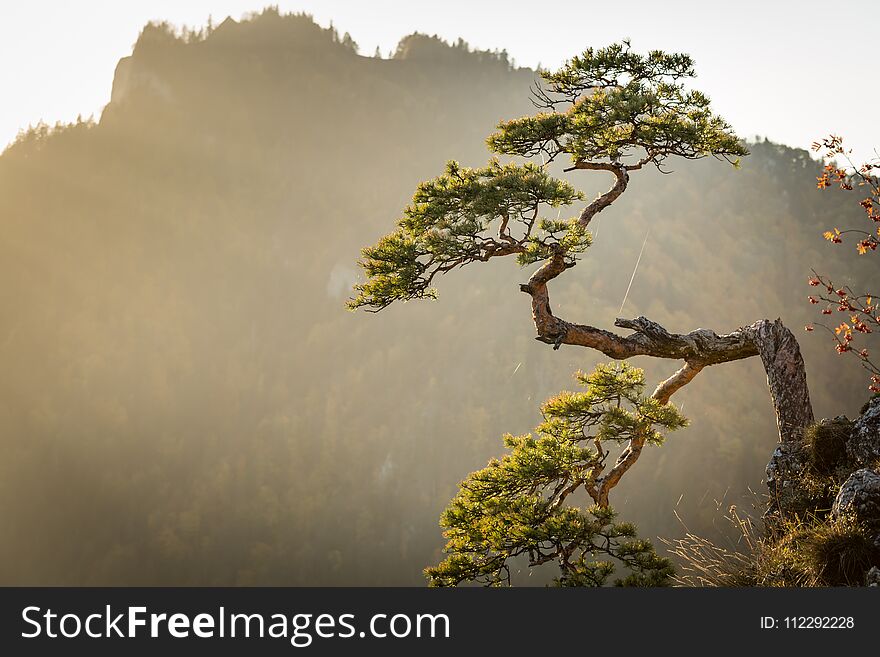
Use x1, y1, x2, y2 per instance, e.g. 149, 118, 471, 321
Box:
765, 440, 809, 519
848, 397, 880, 467
867, 566, 880, 587
832, 468, 880, 529
766, 441, 807, 485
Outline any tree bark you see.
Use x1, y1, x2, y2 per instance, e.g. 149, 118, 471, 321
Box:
747, 319, 815, 443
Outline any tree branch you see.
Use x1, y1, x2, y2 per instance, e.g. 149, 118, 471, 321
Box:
652, 360, 705, 405
561, 161, 630, 228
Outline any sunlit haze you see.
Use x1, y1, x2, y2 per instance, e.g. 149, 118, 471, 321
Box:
1, 0, 877, 162
2, 1, 879, 587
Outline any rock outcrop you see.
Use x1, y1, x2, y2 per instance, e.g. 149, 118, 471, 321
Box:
765, 396, 880, 585
849, 397, 880, 467
833, 469, 880, 536
765, 440, 809, 517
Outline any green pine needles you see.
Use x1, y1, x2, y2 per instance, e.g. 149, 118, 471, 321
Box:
348, 160, 584, 310
349, 40, 745, 311
425, 363, 687, 586
491, 41, 746, 164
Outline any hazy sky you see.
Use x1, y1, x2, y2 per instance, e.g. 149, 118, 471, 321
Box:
1, 1, 877, 162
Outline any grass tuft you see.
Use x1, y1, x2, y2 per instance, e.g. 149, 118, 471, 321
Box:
804, 419, 852, 476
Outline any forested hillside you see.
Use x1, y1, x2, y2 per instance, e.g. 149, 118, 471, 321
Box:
0, 9, 872, 584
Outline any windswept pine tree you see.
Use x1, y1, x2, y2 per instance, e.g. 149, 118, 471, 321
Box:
351, 42, 816, 585
424, 363, 683, 586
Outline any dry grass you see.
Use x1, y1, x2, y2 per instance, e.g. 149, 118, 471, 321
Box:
666, 504, 880, 587
663, 504, 759, 587
808, 520, 879, 585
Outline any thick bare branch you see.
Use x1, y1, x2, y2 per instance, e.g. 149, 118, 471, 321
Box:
519, 280, 762, 364
652, 360, 705, 405
520, 285, 812, 427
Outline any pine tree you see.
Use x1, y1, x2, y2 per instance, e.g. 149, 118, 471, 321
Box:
350, 42, 816, 585
425, 363, 683, 586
